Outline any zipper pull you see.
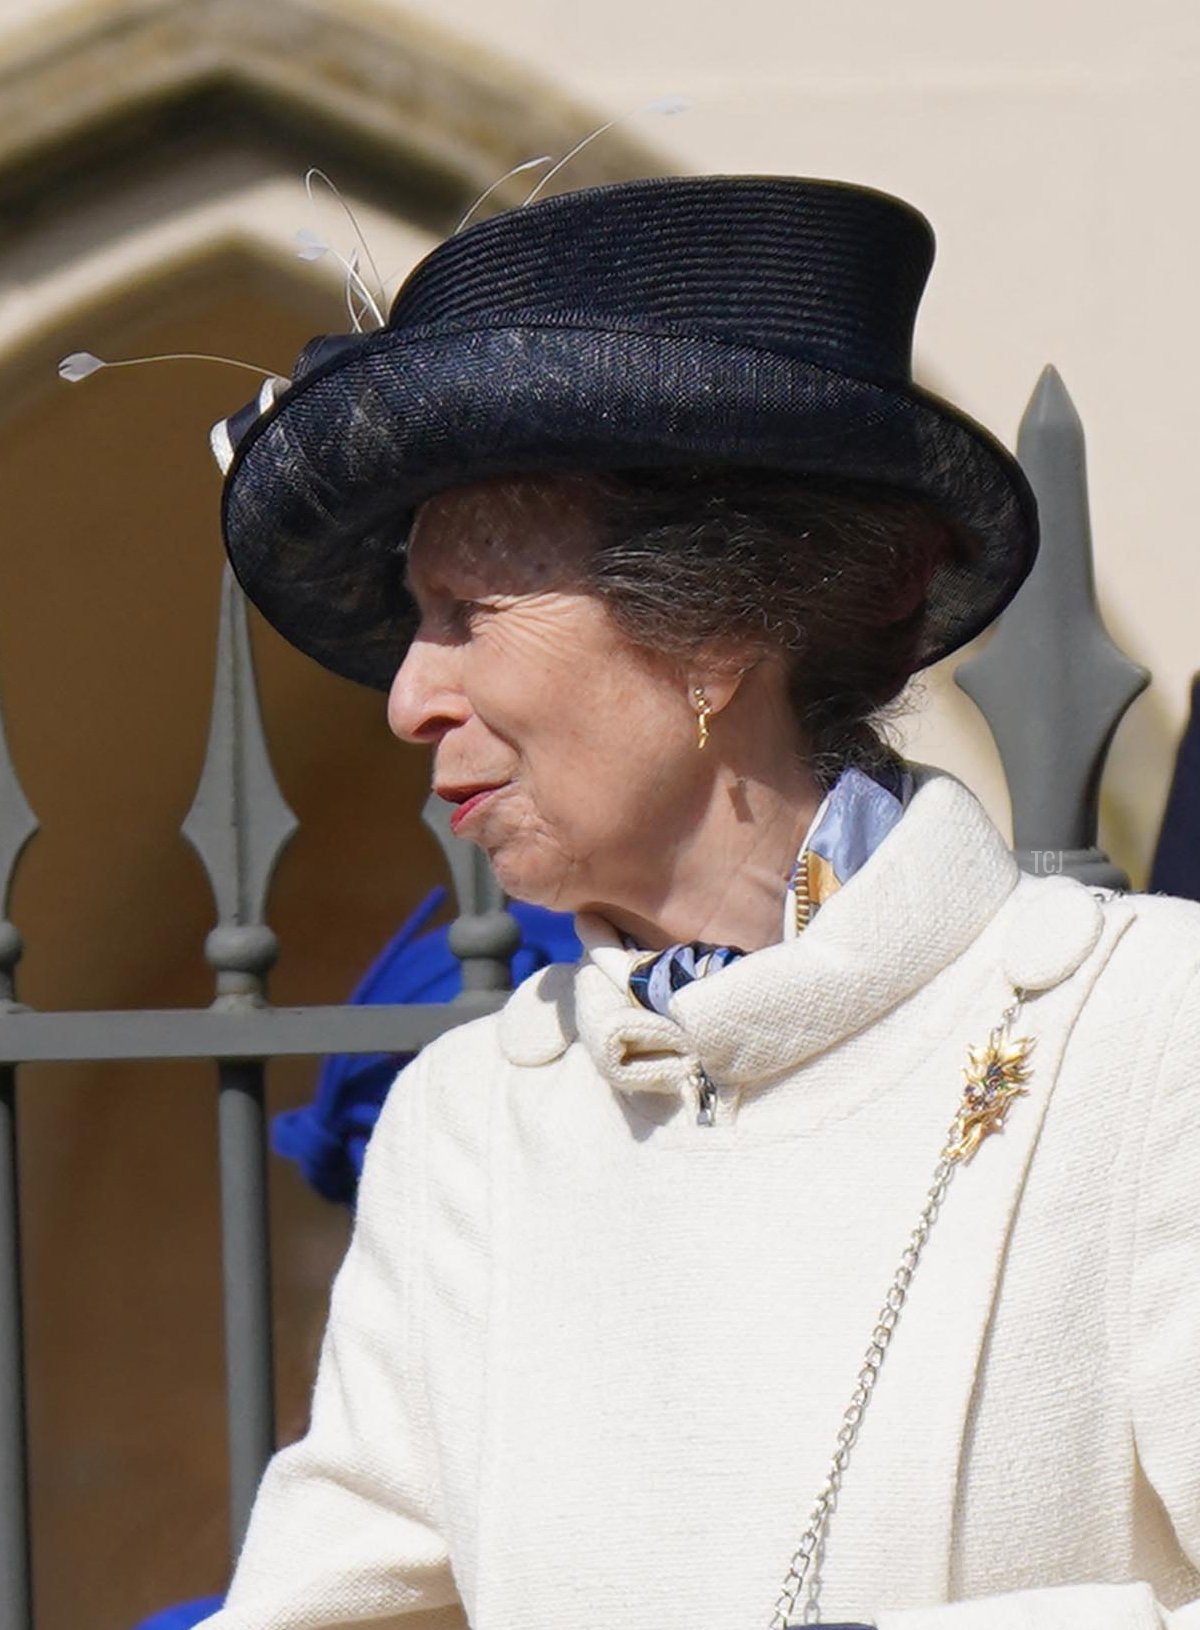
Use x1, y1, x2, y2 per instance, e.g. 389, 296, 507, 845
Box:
690, 1064, 719, 1127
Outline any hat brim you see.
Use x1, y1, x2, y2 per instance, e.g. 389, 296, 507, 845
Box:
221, 315, 1038, 690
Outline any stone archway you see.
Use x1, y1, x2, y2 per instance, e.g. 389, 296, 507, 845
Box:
0, 0, 658, 225
0, 0, 667, 415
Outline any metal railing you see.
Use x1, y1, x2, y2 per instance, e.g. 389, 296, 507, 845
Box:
0, 365, 1149, 1630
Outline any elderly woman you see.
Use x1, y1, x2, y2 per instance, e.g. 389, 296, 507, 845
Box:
203, 178, 1200, 1629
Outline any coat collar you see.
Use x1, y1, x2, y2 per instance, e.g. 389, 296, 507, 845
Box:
498, 764, 1103, 1096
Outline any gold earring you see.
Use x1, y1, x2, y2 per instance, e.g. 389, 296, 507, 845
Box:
692, 686, 712, 751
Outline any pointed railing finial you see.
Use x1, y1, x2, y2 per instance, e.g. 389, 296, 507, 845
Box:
955, 366, 1149, 888
0, 688, 37, 1007
423, 794, 520, 997
183, 566, 298, 1002
0, 665, 34, 1630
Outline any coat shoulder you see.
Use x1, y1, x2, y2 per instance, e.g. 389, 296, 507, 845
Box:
1000, 872, 1200, 992
1070, 887, 1200, 1070
1122, 885, 1200, 942
410, 956, 580, 1094
1109, 887, 1200, 986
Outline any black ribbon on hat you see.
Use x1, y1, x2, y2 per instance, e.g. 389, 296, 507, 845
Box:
209, 331, 377, 475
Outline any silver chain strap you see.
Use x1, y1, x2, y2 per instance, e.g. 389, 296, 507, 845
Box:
768, 989, 1028, 1629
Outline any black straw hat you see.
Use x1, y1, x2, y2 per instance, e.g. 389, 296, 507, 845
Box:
218, 174, 1038, 689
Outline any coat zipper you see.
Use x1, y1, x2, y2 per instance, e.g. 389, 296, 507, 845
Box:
690, 1064, 719, 1127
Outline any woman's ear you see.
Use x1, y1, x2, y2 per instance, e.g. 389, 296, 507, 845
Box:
688, 659, 755, 718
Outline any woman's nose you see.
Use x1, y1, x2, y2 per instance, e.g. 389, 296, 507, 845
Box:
386, 636, 469, 744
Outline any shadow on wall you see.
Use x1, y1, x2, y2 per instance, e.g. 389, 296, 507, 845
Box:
0, 275, 450, 1630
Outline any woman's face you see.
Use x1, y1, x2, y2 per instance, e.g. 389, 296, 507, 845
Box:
387, 477, 716, 915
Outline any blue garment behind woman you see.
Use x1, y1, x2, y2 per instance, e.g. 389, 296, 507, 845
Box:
132, 892, 579, 1630
1150, 672, 1200, 901
273, 889, 581, 1205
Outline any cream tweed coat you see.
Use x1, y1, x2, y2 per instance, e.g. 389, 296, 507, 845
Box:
214, 765, 1200, 1630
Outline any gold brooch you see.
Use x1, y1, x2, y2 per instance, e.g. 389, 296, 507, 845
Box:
944, 1022, 1035, 1164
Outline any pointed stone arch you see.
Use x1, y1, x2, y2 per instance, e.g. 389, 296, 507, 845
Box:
0, 0, 672, 420
0, 0, 662, 228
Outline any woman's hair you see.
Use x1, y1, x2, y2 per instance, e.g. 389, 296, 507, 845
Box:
575, 466, 974, 790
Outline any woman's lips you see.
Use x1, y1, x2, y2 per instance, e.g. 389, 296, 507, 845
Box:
445, 785, 504, 834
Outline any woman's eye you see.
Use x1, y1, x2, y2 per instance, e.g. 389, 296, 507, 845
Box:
414, 593, 497, 635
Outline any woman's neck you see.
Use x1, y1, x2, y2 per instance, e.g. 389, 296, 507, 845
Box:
591, 760, 826, 954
